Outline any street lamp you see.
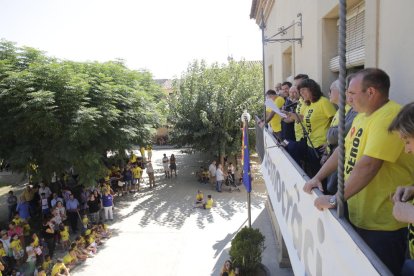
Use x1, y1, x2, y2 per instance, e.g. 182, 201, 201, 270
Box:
241, 110, 251, 123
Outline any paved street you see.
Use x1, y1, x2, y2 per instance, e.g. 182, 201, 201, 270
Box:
0, 148, 293, 276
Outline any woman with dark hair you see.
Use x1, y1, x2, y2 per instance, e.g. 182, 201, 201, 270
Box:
389, 102, 414, 276
298, 79, 336, 177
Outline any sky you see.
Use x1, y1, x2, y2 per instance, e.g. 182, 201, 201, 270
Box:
0, 0, 262, 79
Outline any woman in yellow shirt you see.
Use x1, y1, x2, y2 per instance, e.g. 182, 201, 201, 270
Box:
298, 79, 336, 177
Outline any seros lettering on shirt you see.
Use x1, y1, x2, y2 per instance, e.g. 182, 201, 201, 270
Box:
345, 128, 363, 174
305, 109, 314, 133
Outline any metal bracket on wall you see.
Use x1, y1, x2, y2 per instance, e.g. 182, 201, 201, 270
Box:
263, 13, 303, 46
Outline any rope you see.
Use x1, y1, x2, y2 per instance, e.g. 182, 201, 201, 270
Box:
337, 0, 347, 218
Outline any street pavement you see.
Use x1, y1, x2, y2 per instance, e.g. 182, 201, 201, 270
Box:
1, 149, 293, 276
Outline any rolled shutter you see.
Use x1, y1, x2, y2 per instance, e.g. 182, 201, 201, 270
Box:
329, 2, 365, 72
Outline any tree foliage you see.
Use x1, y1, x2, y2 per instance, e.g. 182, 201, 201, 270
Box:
229, 226, 265, 275
169, 60, 263, 161
0, 39, 165, 185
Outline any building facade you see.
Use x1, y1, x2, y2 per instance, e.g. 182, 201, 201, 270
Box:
251, 0, 414, 104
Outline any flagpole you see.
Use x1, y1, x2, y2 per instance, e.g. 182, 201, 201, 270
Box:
242, 110, 252, 228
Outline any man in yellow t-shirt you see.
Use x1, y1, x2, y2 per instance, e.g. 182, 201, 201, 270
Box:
304, 69, 414, 275
131, 165, 142, 192
264, 89, 285, 140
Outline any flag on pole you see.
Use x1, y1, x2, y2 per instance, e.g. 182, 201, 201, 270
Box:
242, 120, 252, 192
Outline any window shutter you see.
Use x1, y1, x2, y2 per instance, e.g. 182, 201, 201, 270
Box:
329, 2, 365, 72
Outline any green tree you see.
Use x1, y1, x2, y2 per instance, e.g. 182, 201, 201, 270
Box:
169, 59, 263, 163
229, 226, 265, 275
0, 40, 165, 185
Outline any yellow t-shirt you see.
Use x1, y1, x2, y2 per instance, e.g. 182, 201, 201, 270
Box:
205, 199, 214, 209
345, 101, 414, 231
12, 218, 23, 226
330, 104, 351, 127
303, 97, 336, 148
267, 96, 285, 133
294, 98, 306, 141
196, 193, 203, 201
51, 263, 66, 276
23, 224, 31, 236
82, 217, 89, 226
10, 239, 22, 252
60, 227, 70, 242
63, 253, 75, 265
130, 153, 137, 163
132, 166, 142, 179
42, 259, 52, 271
33, 236, 39, 247
0, 248, 6, 257
140, 147, 145, 157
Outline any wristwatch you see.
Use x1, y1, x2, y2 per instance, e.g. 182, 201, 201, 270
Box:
329, 196, 337, 207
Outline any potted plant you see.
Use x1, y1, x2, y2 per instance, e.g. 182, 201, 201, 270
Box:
229, 226, 265, 275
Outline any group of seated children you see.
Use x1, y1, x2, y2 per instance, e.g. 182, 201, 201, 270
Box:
0, 212, 112, 276
49, 223, 112, 275
196, 167, 210, 184
193, 190, 213, 209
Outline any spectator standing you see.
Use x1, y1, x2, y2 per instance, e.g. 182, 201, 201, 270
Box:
50, 193, 63, 208
147, 145, 152, 161
298, 78, 336, 177
7, 191, 17, 222
263, 89, 285, 140
388, 102, 414, 275
131, 164, 142, 192
323, 79, 357, 194
38, 182, 52, 200
216, 164, 225, 193
146, 161, 155, 188
88, 193, 101, 224
162, 154, 170, 178
140, 146, 146, 160
65, 193, 79, 233
101, 189, 114, 222
304, 69, 414, 275
122, 166, 133, 194
208, 161, 217, 190
281, 85, 299, 141
170, 154, 177, 177
16, 196, 30, 221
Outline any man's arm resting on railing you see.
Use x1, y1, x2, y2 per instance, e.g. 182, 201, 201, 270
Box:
314, 155, 383, 210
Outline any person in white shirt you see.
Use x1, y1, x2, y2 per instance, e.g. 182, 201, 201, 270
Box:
162, 154, 170, 178
215, 164, 225, 192
208, 161, 217, 189
38, 182, 52, 199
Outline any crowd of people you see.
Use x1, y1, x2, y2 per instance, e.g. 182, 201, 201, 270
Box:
0, 146, 161, 276
264, 68, 414, 275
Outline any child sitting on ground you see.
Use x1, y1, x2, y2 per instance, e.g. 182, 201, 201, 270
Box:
42, 254, 52, 274
63, 248, 78, 269
202, 167, 209, 184
194, 190, 204, 208
59, 224, 70, 250
203, 195, 214, 210
82, 215, 89, 233
97, 223, 112, 239
51, 258, 69, 276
